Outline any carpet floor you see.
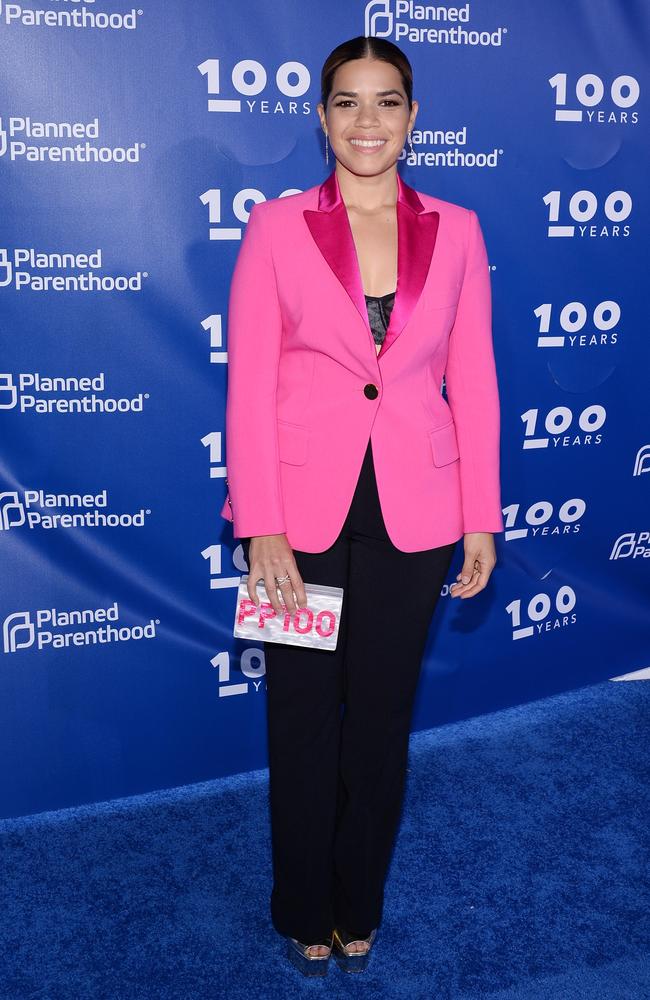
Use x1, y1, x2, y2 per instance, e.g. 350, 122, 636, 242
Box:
1, 678, 648, 999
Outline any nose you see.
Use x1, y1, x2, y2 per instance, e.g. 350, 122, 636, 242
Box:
355, 104, 380, 126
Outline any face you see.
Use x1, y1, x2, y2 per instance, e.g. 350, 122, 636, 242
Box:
317, 56, 418, 176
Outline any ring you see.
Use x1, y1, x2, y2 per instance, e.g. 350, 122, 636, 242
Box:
275, 573, 290, 585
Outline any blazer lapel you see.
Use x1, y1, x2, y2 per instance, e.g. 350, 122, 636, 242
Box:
302, 168, 440, 360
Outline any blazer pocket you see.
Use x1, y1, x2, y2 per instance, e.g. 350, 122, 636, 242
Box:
429, 419, 460, 467
277, 418, 309, 466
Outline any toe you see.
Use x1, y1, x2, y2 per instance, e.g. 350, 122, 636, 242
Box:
306, 944, 329, 957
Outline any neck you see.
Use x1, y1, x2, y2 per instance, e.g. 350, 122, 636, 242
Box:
335, 163, 398, 213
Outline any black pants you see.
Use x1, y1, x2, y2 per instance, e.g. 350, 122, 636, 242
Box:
241, 438, 457, 942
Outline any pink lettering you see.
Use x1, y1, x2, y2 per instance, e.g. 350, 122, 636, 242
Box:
258, 602, 277, 629
237, 593, 340, 641
293, 607, 314, 634
237, 599, 258, 625
315, 610, 336, 637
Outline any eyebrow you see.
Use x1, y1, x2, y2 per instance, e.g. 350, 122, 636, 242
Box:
330, 89, 404, 99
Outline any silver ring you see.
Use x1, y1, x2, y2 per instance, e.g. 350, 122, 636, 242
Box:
275, 573, 290, 586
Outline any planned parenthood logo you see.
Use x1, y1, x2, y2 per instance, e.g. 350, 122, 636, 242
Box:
3, 601, 159, 654
0, 2, 142, 31
0, 372, 148, 415
609, 533, 650, 561
0, 246, 146, 292
0, 116, 144, 165
633, 446, 650, 477
0, 488, 150, 531
364, 1, 507, 46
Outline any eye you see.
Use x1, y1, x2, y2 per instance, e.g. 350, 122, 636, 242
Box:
333, 99, 403, 108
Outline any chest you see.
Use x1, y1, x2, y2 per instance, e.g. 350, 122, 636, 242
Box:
346, 208, 398, 299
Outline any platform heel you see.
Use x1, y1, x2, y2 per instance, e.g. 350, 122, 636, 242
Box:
332, 926, 377, 973
285, 932, 334, 977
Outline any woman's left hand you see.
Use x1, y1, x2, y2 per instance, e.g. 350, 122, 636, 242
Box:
450, 532, 497, 599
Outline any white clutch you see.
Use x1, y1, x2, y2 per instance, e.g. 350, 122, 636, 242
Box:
233, 574, 344, 650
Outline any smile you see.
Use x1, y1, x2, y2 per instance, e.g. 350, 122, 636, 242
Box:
349, 138, 387, 152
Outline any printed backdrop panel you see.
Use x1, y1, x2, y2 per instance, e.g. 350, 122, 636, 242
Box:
0, 0, 648, 820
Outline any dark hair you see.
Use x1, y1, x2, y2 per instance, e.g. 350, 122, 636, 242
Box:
320, 35, 413, 112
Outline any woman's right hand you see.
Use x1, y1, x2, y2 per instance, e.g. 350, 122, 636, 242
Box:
246, 534, 308, 614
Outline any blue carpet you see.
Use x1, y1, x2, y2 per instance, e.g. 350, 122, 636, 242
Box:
1, 679, 648, 999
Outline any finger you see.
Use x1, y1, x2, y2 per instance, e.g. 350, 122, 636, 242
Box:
450, 566, 481, 597
289, 566, 308, 609
264, 572, 285, 614
459, 567, 489, 599
246, 570, 260, 606
458, 577, 485, 598
278, 576, 297, 613
451, 560, 478, 588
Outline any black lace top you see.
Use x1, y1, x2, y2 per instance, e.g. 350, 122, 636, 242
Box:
364, 290, 396, 346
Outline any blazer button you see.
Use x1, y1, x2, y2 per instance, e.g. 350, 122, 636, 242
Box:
364, 383, 379, 399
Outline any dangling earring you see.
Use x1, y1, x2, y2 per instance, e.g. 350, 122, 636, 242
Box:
407, 130, 414, 156
324, 131, 329, 165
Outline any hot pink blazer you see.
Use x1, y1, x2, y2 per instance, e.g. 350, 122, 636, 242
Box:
220, 168, 505, 553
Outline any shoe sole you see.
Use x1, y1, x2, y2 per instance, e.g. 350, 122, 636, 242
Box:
332, 950, 371, 974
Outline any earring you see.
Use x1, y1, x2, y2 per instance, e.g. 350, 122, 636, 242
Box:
407, 130, 414, 156
325, 131, 329, 165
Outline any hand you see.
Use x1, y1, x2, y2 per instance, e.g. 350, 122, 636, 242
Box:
246, 533, 308, 614
450, 532, 497, 599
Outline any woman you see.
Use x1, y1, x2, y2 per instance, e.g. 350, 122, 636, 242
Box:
220, 35, 504, 976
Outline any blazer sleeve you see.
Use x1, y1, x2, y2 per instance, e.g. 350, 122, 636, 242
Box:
222, 201, 287, 539
444, 209, 505, 534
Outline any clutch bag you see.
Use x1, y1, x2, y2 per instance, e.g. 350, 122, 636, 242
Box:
233, 574, 343, 650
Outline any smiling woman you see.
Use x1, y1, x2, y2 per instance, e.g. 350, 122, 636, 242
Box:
320, 61, 414, 163
222, 32, 504, 978
315, 54, 417, 299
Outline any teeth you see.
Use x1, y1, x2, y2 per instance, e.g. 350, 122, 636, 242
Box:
350, 139, 386, 148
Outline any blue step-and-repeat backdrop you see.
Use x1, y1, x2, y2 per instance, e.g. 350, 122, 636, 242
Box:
1, 1, 648, 820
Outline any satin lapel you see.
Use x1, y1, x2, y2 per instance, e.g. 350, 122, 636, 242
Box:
379, 181, 440, 359
302, 171, 367, 328
302, 169, 440, 360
